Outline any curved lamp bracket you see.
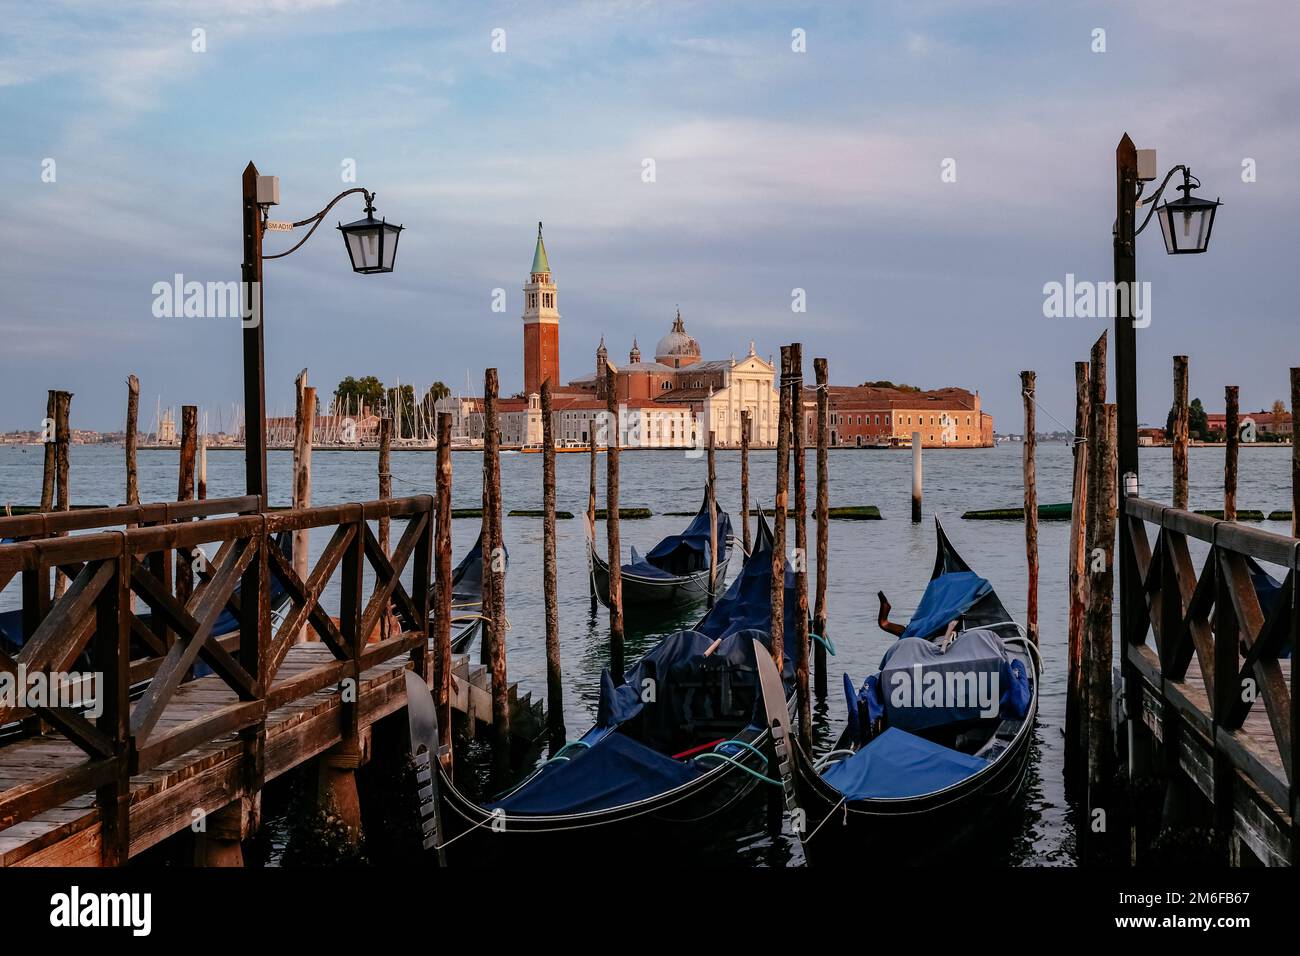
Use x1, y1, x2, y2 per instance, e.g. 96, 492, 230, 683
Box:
263, 187, 376, 260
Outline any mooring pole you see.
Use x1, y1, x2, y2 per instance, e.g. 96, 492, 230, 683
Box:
1021, 371, 1039, 645
198, 432, 208, 501
1084, 401, 1118, 798
1292, 369, 1300, 538
175, 405, 198, 607
588, 415, 598, 613
294, 376, 315, 641
791, 343, 811, 749
605, 365, 625, 680
434, 412, 453, 760
771, 346, 791, 667
377, 414, 393, 642
125, 375, 140, 506
707, 429, 718, 609
1224, 385, 1239, 522
541, 380, 565, 754
482, 368, 509, 739
1065, 358, 1091, 793
813, 357, 830, 701
911, 431, 923, 522
1172, 356, 1189, 510
1079, 333, 1109, 794
41, 390, 56, 512
52, 390, 72, 598
739, 409, 752, 555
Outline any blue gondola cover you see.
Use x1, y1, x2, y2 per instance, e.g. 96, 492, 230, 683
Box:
489, 731, 705, 815
820, 727, 989, 800
900, 571, 993, 639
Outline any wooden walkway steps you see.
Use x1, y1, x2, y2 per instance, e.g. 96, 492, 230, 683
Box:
0, 636, 543, 867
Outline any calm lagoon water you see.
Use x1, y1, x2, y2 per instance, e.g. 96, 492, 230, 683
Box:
1, 440, 1293, 865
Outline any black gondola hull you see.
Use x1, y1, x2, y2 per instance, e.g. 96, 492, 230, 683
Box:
589, 546, 730, 610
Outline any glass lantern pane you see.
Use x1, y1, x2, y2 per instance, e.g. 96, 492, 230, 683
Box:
381, 224, 400, 271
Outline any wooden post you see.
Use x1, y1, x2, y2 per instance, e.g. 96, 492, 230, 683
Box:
791, 343, 811, 748
1172, 356, 1189, 510
1079, 333, 1109, 791
293, 376, 315, 641
1224, 385, 1239, 522
1292, 369, 1299, 539
911, 431, 922, 522
739, 410, 751, 555
1021, 370, 1039, 645
1084, 401, 1118, 794
707, 430, 718, 609
813, 357, 830, 701
175, 405, 198, 606
434, 412, 453, 757
1065, 359, 1091, 791
542, 381, 565, 752
771, 347, 791, 666
53, 390, 72, 598
378, 416, 392, 642
40, 390, 56, 512
605, 366, 625, 679
198, 432, 208, 500
588, 416, 598, 613
125, 376, 140, 506
482, 369, 509, 738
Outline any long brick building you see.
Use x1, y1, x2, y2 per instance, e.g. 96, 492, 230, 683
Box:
800, 385, 994, 448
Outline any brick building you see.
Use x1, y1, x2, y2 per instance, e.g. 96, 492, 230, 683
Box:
799, 385, 993, 448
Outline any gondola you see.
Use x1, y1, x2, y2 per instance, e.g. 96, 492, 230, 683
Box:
415, 510, 797, 864
426, 531, 508, 655
588, 490, 733, 610
768, 518, 1043, 864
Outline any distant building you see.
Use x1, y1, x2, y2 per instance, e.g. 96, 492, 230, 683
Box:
800, 385, 993, 448
1205, 409, 1292, 438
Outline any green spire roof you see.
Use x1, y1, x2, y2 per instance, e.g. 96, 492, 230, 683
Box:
531, 221, 551, 274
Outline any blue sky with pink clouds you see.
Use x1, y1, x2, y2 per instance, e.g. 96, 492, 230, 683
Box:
2, 0, 1297, 430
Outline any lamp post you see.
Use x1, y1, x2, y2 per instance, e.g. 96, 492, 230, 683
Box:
1112, 133, 1218, 784
240, 161, 403, 507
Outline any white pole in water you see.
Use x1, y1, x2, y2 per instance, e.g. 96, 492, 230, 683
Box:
911, 431, 923, 523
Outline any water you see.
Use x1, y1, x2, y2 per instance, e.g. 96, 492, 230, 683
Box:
2, 440, 1294, 865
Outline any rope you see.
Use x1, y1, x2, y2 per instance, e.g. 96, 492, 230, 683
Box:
1021, 387, 1083, 446
810, 631, 835, 655
692, 750, 780, 786
803, 795, 848, 842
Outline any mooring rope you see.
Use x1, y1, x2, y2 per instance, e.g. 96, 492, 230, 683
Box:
1021, 386, 1084, 446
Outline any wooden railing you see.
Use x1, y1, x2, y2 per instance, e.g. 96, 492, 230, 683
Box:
1123, 496, 1298, 820
0, 494, 432, 863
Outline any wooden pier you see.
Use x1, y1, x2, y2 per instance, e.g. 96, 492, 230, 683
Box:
1121, 499, 1296, 864
0, 494, 540, 866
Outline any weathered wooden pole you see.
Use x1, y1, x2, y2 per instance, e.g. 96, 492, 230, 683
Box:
813, 357, 830, 701
605, 365, 625, 679
377, 415, 393, 642
1292, 369, 1300, 538
198, 432, 208, 501
541, 380, 565, 753
1021, 370, 1039, 645
1224, 385, 1239, 522
1083, 400, 1118, 795
125, 376, 140, 506
175, 404, 198, 606
707, 429, 718, 609
1172, 356, 1189, 510
771, 347, 791, 667
40, 390, 56, 512
1078, 333, 1109, 790
52, 390, 72, 598
293, 377, 315, 641
588, 415, 598, 613
739, 410, 751, 555
911, 431, 923, 522
1065, 359, 1091, 791
791, 343, 811, 749
482, 369, 509, 738
434, 412, 453, 757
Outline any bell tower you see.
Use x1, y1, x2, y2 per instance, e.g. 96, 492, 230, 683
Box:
522, 221, 560, 395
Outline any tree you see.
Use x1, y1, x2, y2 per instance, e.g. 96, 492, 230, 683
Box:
334, 376, 385, 415
1166, 396, 1211, 441
860, 380, 921, 392
1272, 399, 1287, 418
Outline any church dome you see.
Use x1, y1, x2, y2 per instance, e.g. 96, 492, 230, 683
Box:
655, 309, 701, 366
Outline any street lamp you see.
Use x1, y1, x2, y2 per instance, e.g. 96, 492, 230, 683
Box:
241, 162, 403, 507
1152, 168, 1220, 255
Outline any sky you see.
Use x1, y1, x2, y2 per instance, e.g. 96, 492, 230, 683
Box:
1, 0, 1297, 433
